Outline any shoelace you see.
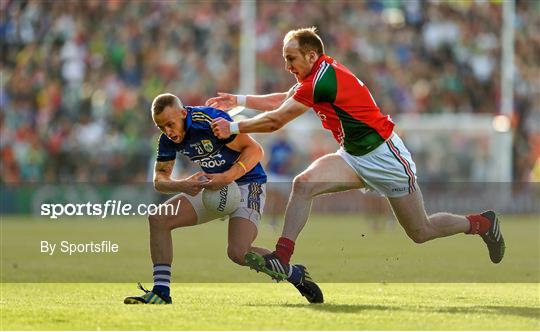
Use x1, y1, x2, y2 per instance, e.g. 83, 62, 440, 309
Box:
137, 282, 151, 294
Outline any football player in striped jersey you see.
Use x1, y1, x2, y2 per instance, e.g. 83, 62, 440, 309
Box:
207, 27, 504, 285
124, 93, 323, 304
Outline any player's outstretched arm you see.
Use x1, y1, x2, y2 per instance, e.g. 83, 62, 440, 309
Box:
153, 160, 208, 195
205, 92, 289, 112
211, 97, 310, 139
202, 134, 263, 190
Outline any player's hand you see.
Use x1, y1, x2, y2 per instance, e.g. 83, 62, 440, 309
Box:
205, 92, 237, 111
181, 171, 209, 196
212, 118, 232, 139
201, 172, 233, 190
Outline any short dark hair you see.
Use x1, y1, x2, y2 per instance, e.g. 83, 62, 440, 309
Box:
283, 26, 325, 56
151, 93, 183, 115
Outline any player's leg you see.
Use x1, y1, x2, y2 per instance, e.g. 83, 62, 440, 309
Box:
275, 153, 364, 263
283, 153, 364, 241
384, 133, 504, 263
226, 182, 271, 266
149, 194, 198, 264
227, 183, 288, 276
125, 193, 198, 304
226, 216, 271, 266
387, 189, 468, 243
252, 153, 362, 281
246, 153, 359, 303
228, 182, 324, 303
388, 190, 505, 263
228, 216, 324, 303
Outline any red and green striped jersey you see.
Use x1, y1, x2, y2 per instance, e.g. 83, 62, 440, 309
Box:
293, 55, 394, 156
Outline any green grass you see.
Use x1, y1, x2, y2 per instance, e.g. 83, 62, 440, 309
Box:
1, 283, 538, 330
1, 214, 538, 282
1, 214, 539, 329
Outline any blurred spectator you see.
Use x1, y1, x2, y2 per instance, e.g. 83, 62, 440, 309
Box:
1, 0, 242, 183
266, 130, 296, 178
264, 129, 297, 227
1, 0, 538, 183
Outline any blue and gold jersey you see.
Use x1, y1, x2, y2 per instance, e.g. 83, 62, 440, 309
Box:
156, 106, 267, 185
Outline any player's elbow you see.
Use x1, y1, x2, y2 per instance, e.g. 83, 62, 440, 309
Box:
153, 179, 162, 192
153, 176, 166, 193
241, 141, 264, 164
245, 144, 264, 166
253, 142, 264, 162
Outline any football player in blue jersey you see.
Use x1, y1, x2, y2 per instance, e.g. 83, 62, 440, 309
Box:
124, 93, 323, 304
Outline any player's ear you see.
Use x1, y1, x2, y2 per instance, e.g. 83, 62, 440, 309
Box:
179, 107, 187, 119
308, 50, 318, 64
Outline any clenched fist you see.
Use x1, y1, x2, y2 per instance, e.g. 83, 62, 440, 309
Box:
211, 118, 232, 139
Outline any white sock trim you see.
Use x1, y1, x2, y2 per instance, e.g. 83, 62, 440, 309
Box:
153, 265, 171, 272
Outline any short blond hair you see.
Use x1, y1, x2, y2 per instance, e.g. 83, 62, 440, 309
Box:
283, 27, 325, 56
151, 93, 183, 115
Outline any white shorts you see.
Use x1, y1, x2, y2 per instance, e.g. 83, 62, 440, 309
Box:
337, 133, 417, 198
183, 182, 266, 227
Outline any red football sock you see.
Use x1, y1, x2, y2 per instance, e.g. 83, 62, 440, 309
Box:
466, 214, 491, 235
275, 237, 295, 264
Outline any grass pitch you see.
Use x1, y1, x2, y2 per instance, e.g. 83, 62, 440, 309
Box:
1, 214, 539, 329
1, 283, 538, 330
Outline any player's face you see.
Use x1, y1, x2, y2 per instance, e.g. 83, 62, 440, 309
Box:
153, 105, 187, 143
283, 40, 318, 82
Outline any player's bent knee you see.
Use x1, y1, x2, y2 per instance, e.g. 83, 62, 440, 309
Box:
292, 173, 316, 197
148, 214, 174, 231
227, 245, 248, 265
294, 171, 313, 183
406, 228, 430, 244
148, 214, 161, 228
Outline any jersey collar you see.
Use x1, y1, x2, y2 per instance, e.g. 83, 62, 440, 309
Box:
181, 106, 193, 142
306, 54, 331, 80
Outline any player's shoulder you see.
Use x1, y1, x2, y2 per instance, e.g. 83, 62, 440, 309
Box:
188, 106, 231, 127
157, 133, 177, 153
314, 56, 339, 81
158, 132, 173, 144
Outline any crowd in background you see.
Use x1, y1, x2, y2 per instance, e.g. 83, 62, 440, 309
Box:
1, 0, 538, 184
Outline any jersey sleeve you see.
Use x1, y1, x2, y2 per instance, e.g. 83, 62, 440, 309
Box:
292, 81, 314, 107
156, 134, 177, 162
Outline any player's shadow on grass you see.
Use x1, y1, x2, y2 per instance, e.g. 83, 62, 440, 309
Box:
251, 303, 399, 313
252, 304, 539, 319
434, 306, 540, 319
304, 304, 395, 313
